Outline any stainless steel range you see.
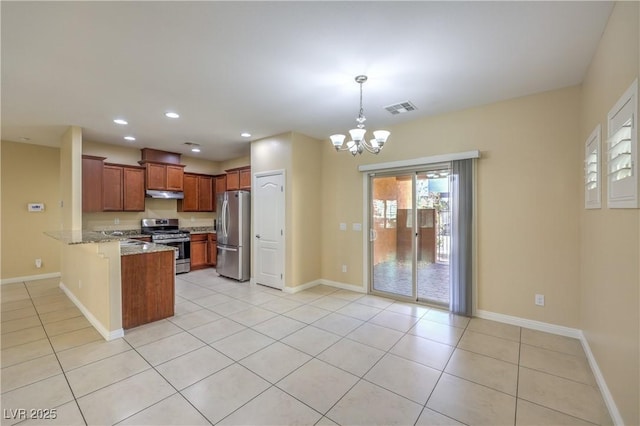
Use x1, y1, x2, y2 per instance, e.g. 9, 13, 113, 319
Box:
141, 218, 190, 274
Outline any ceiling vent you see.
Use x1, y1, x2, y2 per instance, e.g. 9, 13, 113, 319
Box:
384, 101, 417, 115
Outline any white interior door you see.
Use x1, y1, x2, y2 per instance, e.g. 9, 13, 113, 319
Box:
253, 171, 285, 289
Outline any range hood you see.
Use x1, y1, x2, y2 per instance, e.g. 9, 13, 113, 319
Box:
145, 190, 184, 199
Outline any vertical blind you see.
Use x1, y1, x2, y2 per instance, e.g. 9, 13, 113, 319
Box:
450, 159, 473, 316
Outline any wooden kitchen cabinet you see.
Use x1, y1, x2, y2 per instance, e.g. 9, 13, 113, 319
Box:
225, 166, 251, 191
207, 233, 217, 266
190, 233, 209, 270
143, 162, 185, 191
82, 155, 106, 212
214, 174, 227, 210
121, 250, 175, 329
166, 165, 184, 191
103, 165, 123, 211
179, 173, 213, 212
103, 164, 145, 212
239, 167, 251, 189
123, 167, 146, 211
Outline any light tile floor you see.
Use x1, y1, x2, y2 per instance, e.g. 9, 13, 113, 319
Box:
1, 270, 612, 425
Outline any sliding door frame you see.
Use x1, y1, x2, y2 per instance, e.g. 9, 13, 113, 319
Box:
360, 150, 479, 314
366, 162, 451, 304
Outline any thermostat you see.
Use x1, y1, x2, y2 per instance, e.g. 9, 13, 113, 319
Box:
28, 203, 45, 212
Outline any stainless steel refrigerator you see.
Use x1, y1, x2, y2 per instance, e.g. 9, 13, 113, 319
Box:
216, 190, 251, 281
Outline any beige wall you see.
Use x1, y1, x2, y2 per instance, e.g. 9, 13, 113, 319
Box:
290, 132, 323, 286
250, 132, 323, 288
579, 2, 639, 424
60, 126, 83, 230
61, 241, 121, 335
1, 141, 62, 279
321, 86, 583, 326
251, 132, 293, 287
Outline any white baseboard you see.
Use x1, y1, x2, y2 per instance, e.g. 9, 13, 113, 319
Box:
578, 330, 624, 426
279, 278, 367, 294
59, 281, 123, 341
1, 272, 61, 285
475, 309, 581, 338
319, 279, 367, 293
282, 279, 322, 294
476, 309, 622, 425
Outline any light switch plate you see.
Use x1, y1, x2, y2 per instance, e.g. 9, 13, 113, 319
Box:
352, 223, 362, 231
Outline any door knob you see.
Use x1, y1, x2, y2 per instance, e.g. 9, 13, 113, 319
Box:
256, 234, 261, 239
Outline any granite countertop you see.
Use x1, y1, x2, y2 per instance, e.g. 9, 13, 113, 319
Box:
44, 230, 176, 256
119, 241, 177, 256
182, 226, 215, 234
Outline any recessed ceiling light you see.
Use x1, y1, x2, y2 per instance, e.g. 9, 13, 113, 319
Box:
113, 119, 128, 125
240, 132, 251, 138
165, 112, 180, 119
124, 136, 136, 141
184, 141, 201, 153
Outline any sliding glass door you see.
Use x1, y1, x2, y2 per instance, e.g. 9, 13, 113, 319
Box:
370, 173, 415, 298
370, 166, 451, 305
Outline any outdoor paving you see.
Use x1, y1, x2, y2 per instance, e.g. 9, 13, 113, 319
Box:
372, 261, 449, 305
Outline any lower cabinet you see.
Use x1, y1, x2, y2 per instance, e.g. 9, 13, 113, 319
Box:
190, 234, 209, 270
191, 233, 216, 269
121, 250, 175, 329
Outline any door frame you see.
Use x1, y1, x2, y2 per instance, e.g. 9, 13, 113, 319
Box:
251, 169, 286, 290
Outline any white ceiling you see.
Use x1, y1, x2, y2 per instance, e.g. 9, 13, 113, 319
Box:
1, 1, 613, 162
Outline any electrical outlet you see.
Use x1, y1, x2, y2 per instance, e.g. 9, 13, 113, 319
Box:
114, 218, 120, 225
35, 258, 42, 268
78, 280, 82, 289
342, 264, 347, 273
535, 294, 545, 306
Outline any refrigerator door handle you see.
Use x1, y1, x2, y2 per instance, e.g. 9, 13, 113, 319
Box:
218, 246, 238, 252
222, 198, 229, 238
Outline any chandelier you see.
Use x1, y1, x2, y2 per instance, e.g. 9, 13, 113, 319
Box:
330, 75, 390, 156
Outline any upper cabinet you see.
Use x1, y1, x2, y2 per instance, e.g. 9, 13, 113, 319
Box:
82, 156, 145, 212
607, 79, 638, 208
103, 164, 145, 212
225, 166, 251, 191
82, 155, 106, 212
139, 148, 185, 192
178, 173, 214, 212
142, 162, 185, 191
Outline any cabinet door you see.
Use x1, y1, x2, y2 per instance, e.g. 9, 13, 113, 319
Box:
198, 176, 213, 211
103, 165, 123, 211
82, 156, 105, 212
166, 165, 184, 191
226, 170, 240, 190
123, 167, 145, 211
191, 239, 208, 269
146, 163, 166, 190
181, 174, 199, 211
207, 233, 217, 266
239, 168, 251, 190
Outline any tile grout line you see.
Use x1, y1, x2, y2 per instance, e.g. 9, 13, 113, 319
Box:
22, 280, 90, 426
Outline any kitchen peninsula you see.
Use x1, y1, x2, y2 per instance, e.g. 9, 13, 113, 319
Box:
46, 230, 177, 339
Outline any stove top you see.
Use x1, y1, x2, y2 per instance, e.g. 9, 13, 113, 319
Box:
140, 218, 190, 241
